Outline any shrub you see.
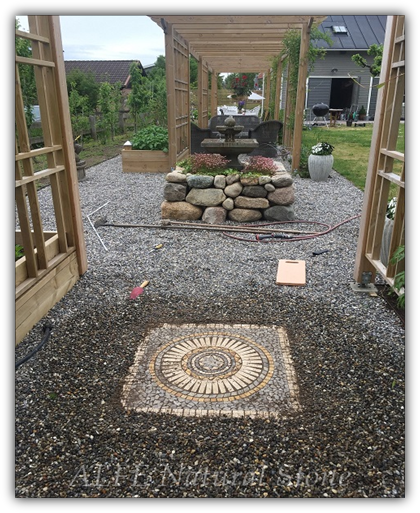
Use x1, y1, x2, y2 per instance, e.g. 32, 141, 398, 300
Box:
296, 145, 311, 178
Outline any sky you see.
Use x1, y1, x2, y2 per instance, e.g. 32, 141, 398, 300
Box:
16, 15, 166, 67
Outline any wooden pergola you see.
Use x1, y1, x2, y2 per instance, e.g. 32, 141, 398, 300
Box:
149, 15, 327, 170
15, 15, 404, 344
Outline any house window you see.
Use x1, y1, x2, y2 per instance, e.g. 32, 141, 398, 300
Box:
332, 25, 348, 34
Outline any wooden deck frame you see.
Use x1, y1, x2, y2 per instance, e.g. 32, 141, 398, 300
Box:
354, 16, 405, 289
15, 16, 87, 344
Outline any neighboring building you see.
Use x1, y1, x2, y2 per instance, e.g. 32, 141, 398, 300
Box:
143, 63, 156, 75
282, 15, 387, 120
64, 60, 147, 96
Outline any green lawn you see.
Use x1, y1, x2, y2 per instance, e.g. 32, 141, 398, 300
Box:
300, 123, 405, 197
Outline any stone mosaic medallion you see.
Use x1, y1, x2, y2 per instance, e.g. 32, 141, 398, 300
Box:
122, 324, 300, 418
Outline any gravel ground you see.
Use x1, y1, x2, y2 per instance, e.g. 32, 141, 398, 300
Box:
15, 153, 405, 498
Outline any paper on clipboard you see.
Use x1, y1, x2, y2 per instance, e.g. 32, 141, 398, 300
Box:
276, 260, 306, 286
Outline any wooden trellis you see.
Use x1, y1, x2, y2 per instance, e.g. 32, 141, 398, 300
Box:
164, 22, 191, 164
15, 16, 87, 344
354, 15, 405, 289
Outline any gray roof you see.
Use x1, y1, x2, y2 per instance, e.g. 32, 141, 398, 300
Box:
64, 60, 146, 87
314, 15, 387, 50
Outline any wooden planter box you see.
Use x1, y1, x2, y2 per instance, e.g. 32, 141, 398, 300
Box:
122, 143, 170, 173
15, 231, 59, 288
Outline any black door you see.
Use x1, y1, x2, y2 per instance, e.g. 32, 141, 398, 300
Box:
329, 78, 354, 109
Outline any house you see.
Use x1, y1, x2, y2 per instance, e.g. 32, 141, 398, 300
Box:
64, 60, 147, 96
302, 15, 387, 120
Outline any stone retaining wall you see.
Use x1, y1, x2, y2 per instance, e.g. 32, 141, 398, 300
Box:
161, 163, 296, 224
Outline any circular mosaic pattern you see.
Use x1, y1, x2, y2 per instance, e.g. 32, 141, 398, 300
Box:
149, 332, 274, 402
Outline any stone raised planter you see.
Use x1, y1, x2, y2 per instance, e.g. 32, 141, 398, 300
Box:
161, 163, 296, 223
122, 142, 170, 174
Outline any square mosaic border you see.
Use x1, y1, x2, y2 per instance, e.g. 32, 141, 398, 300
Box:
121, 324, 300, 419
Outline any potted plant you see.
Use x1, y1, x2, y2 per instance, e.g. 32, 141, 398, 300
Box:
122, 125, 170, 173
381, 197, 396, 266
307, 141, 334, 181
358, 105, 367, 121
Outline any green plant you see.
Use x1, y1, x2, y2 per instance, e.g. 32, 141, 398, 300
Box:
358, 105, 366, 117
131, 125, 169, 151
15, 244, 24, 261
389, 245, 405, 308
177, 157, 193, 173
311, 142, 334, 156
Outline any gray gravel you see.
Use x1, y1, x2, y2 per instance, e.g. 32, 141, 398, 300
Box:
15, 153, 405, 498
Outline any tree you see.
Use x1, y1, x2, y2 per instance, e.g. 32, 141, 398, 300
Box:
351, 44, 383, 77
127, 62, 149, 131
97, 81, 122, 143
128, 57, 167, 130
68, 82, 90, 140
66, 69, 100, 112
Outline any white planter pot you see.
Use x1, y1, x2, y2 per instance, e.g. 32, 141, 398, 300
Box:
380, 217, 394, 266
308, 154, 334, 182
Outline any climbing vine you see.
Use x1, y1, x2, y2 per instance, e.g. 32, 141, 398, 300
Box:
267, 27, 332, 134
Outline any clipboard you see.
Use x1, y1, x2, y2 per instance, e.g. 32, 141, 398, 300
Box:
276, 260, 306, 286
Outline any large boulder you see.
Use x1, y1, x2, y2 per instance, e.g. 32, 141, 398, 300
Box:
163, 182, 187, 202
271, 172, 293, 188
267, 185, 295, 205
161, 200, 202, 220
186, 175, 214, 189
228, 208, 262, 222
186, 188, 226, 207
202, 207, 227, 224
263, 205, 295, 221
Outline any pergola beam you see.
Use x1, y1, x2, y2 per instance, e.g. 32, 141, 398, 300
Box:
150, 15, 326, 73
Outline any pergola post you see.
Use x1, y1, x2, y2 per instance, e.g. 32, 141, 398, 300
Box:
282, 59, 293, 148
164, 20, 177, 168
262, 69, 271, 121
291, 21, 311, 171
197, 57, 210, 128
211, 71, 218, 116
274, 58, 282, 121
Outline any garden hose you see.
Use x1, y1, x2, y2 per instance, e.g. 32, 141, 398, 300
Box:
96, 216, 360, 243
15, 324, 53, 370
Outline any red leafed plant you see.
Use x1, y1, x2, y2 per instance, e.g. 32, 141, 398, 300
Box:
242, 156, 278, 175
